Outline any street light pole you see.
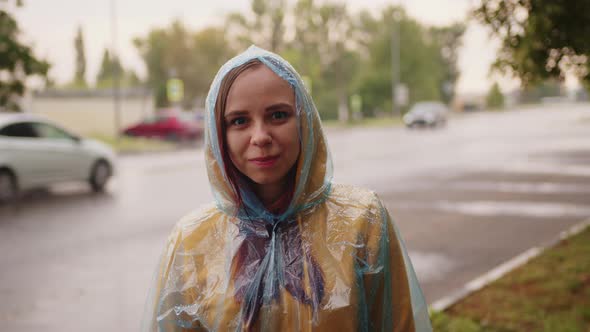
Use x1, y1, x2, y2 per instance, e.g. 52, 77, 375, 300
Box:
391, 5, 402, 118
111, 0, 121, 140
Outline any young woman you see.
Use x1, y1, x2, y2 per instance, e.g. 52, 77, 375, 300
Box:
142, 46, 432, 332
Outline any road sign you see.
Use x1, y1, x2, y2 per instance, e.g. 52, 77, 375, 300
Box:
167, 78, 184, 103
395, 84, 409, 106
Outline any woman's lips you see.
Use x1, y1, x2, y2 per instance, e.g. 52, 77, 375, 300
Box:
250, 155, 279, 168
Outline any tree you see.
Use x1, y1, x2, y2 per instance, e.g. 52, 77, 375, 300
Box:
134, 22, 233, 107
95, 48, 123, 88
352, 6, 462, 117
284, 0, 358, 121
519, 79, 563, 103
94, 48, 140, 89
430, 23, 466, 104
473, 0, 590, 88
72, 25, 87, 87
486, 82, 504, 109
225, 0, 286, 52
0, 1, 50, 111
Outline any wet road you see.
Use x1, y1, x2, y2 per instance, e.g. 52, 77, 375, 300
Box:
1, 104, 590, 331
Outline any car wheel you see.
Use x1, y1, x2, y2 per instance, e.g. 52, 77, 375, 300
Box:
89, 160, 111, 192
0, 170, 17, 203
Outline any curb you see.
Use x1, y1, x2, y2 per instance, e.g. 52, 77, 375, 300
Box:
430, 218, 590, 312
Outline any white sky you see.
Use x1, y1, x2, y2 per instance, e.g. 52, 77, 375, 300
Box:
10, 0, 526, 95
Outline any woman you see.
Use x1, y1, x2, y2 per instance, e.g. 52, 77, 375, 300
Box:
142, 46, 432, 332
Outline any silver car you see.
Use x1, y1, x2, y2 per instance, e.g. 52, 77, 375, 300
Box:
403, 101, 449, 128
0, 113, 116, 202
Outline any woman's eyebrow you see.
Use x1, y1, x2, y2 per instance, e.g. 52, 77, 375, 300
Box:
224, 110, 249, 118
266, 103, 294, 112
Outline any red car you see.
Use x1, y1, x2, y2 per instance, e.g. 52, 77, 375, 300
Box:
122, 113, 203, 141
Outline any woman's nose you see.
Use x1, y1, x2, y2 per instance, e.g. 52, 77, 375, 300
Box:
251, 124, 272, 147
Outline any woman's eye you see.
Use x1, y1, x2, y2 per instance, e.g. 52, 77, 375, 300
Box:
271, 111, 289, 121
230, 117, 247, 126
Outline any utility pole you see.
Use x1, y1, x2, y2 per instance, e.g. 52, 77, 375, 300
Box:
391, 6, 402, 118
111, 0, 122, 139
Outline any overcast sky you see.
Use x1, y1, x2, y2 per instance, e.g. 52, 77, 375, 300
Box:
10, 0, 525, 95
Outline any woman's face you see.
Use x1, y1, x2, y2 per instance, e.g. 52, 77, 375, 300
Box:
224, 64, 300, 192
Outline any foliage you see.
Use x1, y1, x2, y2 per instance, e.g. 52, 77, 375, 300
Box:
352, 6, 464, 117
473, 0, 590, 88
132, 1, 464, 120
134, 22, 233, 108
519, 79, 563, 103
283, 0, 357, 121
225, 0, 286, 52
72, 25, 87, 88
429, 23, 466, 104
0, 0, 50, 111
486, 82, 505, 109
95, 48, 140, 89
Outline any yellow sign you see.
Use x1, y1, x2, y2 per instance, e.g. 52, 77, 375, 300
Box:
167, 78, 184, 103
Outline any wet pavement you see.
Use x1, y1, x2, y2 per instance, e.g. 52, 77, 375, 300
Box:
1, 104, 589, 331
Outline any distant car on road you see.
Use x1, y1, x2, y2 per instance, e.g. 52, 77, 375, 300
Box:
0, 113, 116, 203
403, 101, 449, 128
122, 113, 203, 142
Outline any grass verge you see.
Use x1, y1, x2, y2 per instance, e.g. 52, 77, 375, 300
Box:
430, 223, 590, 332
90, 134, 178, 154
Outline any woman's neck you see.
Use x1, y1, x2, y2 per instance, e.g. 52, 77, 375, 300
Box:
253, 174, 295, 214
254, 181, 287, 207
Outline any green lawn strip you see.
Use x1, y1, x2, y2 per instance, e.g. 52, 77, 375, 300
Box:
430, 225, 590, 332
90, 134, 178, 154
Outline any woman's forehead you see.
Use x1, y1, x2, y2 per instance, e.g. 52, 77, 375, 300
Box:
226, 65, 295, 110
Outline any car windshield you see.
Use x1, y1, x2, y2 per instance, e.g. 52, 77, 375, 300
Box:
410, 103, 444, 114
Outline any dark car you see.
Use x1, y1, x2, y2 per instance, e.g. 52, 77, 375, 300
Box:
122, 113, 203, 141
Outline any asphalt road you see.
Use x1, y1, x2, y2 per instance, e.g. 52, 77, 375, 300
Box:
1, 104, 589, 331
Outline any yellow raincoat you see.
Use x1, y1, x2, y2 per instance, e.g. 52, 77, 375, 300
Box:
141, 46, 432, 332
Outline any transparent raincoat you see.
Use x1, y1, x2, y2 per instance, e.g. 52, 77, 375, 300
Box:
141, 46, 432, 332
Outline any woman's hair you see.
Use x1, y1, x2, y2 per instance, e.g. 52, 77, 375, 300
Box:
214, 59, 263, 211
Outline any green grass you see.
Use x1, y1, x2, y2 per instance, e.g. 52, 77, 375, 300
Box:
90, 134, 178, 154
322, 116, 404, 128
431, 225, 590, 332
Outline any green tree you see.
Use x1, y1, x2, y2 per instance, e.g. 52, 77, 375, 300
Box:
430, 23, 466, 104
0, 0, 50, 111
95, 48, 140, 89
284, 0, 358, 121
72, 25, 87, 87
352, 6, 461, 117
134, 22, 233, 107
486, 82, 505, 109
95, 48, 123, 88
226, 0, 286, 52
473, 0, 590, 88
519, 79, 563, 103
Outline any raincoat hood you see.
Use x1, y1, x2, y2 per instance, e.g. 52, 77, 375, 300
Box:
204, 45, 332, 223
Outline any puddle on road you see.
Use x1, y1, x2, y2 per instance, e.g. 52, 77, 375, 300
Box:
396, 200, 590, 218
435, 201, 590, 218
450, 181, 590, 194
409, 251, 455, 282
495, 162, 590, 177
